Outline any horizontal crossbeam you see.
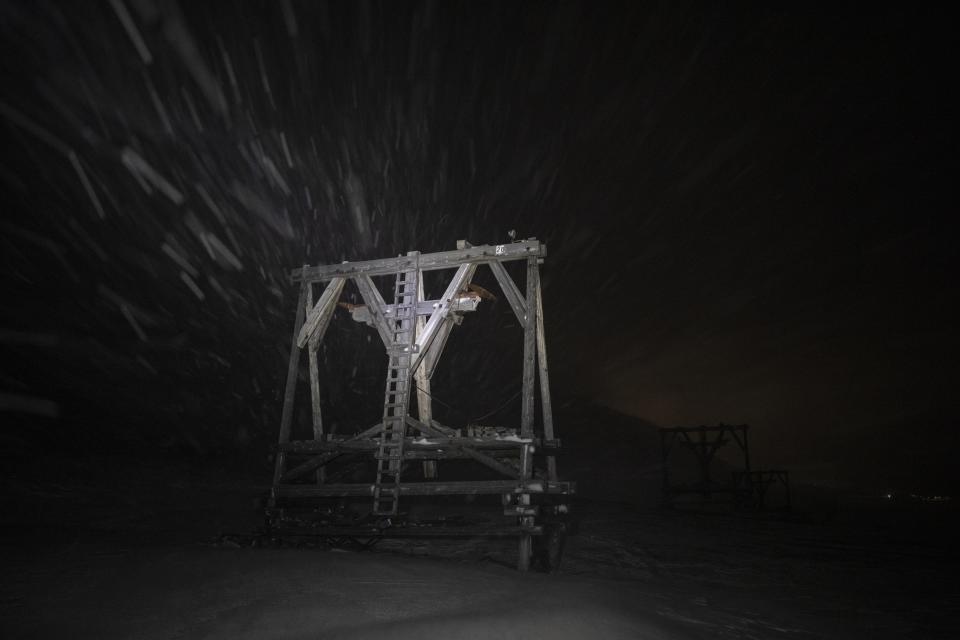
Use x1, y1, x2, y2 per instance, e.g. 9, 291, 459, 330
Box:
276, 479, 575, 498
278, 436, 558, 453
261, 521, 544, 537
292, 240, 545, 282
345, 294, 480, 325
296, 277, 345, 348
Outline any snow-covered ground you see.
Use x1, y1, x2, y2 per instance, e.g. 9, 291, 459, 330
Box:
2, 465, 956, 639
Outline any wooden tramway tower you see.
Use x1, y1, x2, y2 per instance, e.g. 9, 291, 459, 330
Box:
267, 238, 574, 571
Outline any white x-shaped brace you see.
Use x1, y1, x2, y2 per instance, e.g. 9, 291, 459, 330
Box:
296, 261, 530, 377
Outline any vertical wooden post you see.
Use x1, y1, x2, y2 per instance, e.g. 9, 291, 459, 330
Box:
517, 442, 534, 572
519, 258, 539, 570
535, 276, 556, 480
270, 276, 309, 505
414, 270, 437, 479
520, 258, 538, 438
305, 284, 325, 484
306, 285, 324, 441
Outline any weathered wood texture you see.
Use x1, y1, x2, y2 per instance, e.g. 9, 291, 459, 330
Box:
276, 479, 573, 498
293, 240, 544, 282
520, 258, 539, 437
489, 259, 527, 328
536, 284, 557, 480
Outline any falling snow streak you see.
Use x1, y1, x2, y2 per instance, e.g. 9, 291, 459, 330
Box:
119, 147, 184, 204
0, 2, 952, 485
107, 0, 152, 65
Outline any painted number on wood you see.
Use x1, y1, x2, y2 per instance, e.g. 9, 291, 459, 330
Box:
495, 244, 505, 255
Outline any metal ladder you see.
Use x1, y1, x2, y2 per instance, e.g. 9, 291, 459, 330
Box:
372, 261, 419, 516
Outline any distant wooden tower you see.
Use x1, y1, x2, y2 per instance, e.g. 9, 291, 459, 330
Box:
267, 239, 574, 571
660, 424, 790, 510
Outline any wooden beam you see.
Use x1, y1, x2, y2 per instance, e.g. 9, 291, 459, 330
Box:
271, 278, 310, 504
517, 443, 534, 571
458, 445, 521, 479
296, 277, 344, 348
428, 419, 459, 437
414, 272, 437, 480
413, 272, 433, 426
279, 435, 539, 453
404, 415, 450, 439
535, 283, 556, 480
410, 262, 476, 372
280, 451, 342, 483
421, 316, 455, 380
293, 240, 545, 282
305, 286, 323, 442
404, 417, 519, 478
346, 295, 479, 324
489, 260, 527, 328
520, 258, 538, 438
276, 479, 574, 498
353, 275, 394, 348
278, 280, 308, 445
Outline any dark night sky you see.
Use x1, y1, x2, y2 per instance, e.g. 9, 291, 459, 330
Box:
1, 2, 956, 492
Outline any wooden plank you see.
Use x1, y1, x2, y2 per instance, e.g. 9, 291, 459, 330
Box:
264, 524, 544, 537
520, 258, 538, 438
296, 277, 344, 348
276, 479, 574, 498
410, 262, 476, 372
282, 447, 516, 461
421, 316, 455, 380
413, 272, 437, 480
347, 295, 479, 324
489, 260, 527, 328
305, 285, 323, 441
517, 442, 534, 571
293, 240, 544, 282
280, 450, 342, 483
350, 420, 385, 441
352, 275, 394, 348
278, 280, 308, 445
428, 418, 459, 437
280, 435, 535, 453
305, 286, 325, 484
413, 272, 433, 426
271, 278, 310, 505
404, 415, 451, 439
458, 445, 520, 479
535, 283, 557, 480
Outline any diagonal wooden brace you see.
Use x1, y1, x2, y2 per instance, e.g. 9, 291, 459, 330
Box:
281, 450, 343, 483
405, 416, 519, 479
411, 262, 476, 372
353, 275, 395, 348
489, 260, 527, 328
457, 446, 521, 479
297, 277, 345, 348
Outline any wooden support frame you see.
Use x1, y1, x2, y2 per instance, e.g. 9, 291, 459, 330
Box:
733, 469, 791, 511
660, 424, 754, 507
520, 258, 538, 438
293, 240, 545, 282
267, 240, 570, 571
